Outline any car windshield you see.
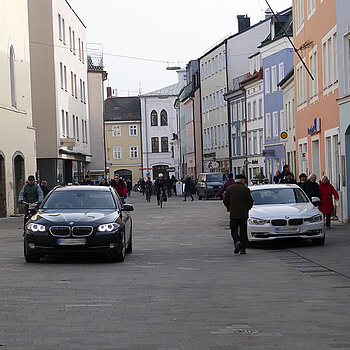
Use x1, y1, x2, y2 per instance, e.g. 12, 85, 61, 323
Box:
251, 188, 309, 205
42, 190, 116, 209
206, 174, 224, 182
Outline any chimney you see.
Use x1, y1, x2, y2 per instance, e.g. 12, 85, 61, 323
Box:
237, 15, 250, 33
107, 86, 112, 98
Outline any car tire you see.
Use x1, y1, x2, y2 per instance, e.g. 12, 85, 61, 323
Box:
110, 232, 126, 262
205, 191, 209, 200
24, 241, 41, 263
197, 191, 202, 200
126, 231, 132, 254
312, 237, 325, 246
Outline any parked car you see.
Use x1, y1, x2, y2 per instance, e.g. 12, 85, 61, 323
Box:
23, 186, 133, 263
248, 184, 325, 246
197, 172, 226, 200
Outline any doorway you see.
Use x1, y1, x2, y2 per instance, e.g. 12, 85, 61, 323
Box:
13, 154, 25, 214
0, 154, 6, 217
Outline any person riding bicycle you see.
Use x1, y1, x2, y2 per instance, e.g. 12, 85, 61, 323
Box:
19, 175, 44, 225
145, 177, 153, 202
154, 173, 167, 206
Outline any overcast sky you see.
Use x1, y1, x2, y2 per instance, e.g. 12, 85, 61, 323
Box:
69, 0, 292, 96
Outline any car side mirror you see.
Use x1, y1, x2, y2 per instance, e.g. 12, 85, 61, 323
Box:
311, 197, 321, 206
121, 204, 134, 212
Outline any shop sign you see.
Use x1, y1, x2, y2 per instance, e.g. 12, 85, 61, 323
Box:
301, 152, 307, 162
204, 152, 216, 158
308, 118, 321, 135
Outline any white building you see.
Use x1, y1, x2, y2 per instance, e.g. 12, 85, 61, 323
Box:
140, 71, 186, 180
28, 0, 90, 187
0, 0, 37, 216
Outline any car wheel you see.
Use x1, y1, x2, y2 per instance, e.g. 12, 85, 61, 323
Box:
205, 191, 209, 200
24, 241, 41, 263
197, 191, 202, 200
126, 231, 132, 254
111, 232, 126, 262
312, 237, 325, 246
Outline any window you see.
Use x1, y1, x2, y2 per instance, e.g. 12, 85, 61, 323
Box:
151, 137, 159, 153
81, 41, 84, 63
204, 129, 207, 149
223, 51, 226, 68
151, 110, 158, 126
61, 110, 65, 137
9, 45, 16, 108
322, 27, 338, 93
72, 115, 76, 139
66, 111, 69, 137
214, 126, 217, 147
278, 62, 284, 89
64, 65, 67, 91
71, 71, 74, 96
161, 137, 169, 152
60, 63, 64, 89
74, 74, 77, 98
160, 110, 168, 126
253, 100, 257, 119
266, 113, 271, 139
271, 65, 277, 93
130, 146, 138, 159
204, 62, 207, 78
76, 116, 79, 141
273, 112, 278, 138
309, 46, 318, 101
113, 147, 121, 160
247, 102, 251, 120
78, 38, 81, 61
215, 55, 218, 72
69, 27, 72, 51
265, 68, 270, 94
83, 81, 86, 103
296, 0, 304, 32
219, 53, 222, 70
259, 98, 263, 118
62, 17, 66, 44
112, 125, 121, 137
213, 94, 216, 109
58, 14, 62, 41
80, 79, 83, 101
72, 30, 76, 55
307, 0, 316, 18
225, 123, 228, 145
280, 110, 285, 132
296, 60, 307, 107
81, 119, 85, 142
129, 125, 137, 136
84, 121, 88, 143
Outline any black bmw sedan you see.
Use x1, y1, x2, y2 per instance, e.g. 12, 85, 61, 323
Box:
23, 186, 133, 263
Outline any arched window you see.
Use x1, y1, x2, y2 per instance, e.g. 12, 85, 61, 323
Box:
9, 46, 17, 108
160, 109, 168, 126
151, 110, 158, 126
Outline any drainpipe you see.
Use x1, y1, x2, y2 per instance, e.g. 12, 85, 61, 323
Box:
244, 87, 249, 182
224, 40, 232, 173
190, 96, 197, 179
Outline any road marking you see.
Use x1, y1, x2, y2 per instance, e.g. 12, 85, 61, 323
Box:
177, 267, 200, 271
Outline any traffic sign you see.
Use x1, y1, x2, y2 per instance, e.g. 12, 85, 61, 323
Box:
280, 132, 288, 140
167, 167, 176, 172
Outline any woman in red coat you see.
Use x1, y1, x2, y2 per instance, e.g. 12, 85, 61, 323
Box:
319, 175, 339, 228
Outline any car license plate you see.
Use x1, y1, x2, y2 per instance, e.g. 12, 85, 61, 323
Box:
57, 238, 86, 246
274, 227, 300, 234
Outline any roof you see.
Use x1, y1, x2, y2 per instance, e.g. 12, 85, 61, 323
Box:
260, 7, 293, 47
104, 97, 141, 122
141, 81, 185, 97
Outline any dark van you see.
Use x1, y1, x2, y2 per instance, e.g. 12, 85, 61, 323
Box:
197, 173, 226, 200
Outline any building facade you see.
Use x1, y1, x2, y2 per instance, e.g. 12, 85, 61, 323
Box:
261, 8, 294, 181
293, 0, 340, 189
86, 45, 108, 182
0, 0, 36, 216
140, 71, 185, 180
28, 0, 90, 188
336, 0, 350, 221
104, 97, 142, 185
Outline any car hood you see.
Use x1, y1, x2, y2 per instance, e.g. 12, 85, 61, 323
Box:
250, 203, 321, 219
30, 209, 118, 226
207, 181, 224, 186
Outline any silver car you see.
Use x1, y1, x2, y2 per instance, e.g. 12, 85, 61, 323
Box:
248, 184, 325, 246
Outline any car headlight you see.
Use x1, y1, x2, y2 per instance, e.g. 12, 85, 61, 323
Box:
304, 215, 323, 223
97, 223, 120, 232
27, 223, 46, 232
248, 218, 270, 225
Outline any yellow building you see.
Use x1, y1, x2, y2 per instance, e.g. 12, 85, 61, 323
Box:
0, 0, 36, 216
104, 96, 142, 186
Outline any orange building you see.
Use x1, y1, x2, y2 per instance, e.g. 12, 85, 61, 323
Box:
293, 0, 340, 192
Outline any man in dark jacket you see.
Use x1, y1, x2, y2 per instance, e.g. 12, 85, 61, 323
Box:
223, 174, 254, 255
183, 175, 194, 201
81, 175, 93, 185
303, 174, 321, 201
215, 173, 235, 198
297, 173, 307, 191
110, 174, 127, 202
280, 171, 297, 184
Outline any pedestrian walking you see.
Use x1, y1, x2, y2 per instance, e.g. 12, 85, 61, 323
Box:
215, 173, 235, 198
297, 173, 307, 191
99, 178, 109, 186
140, 178, 146, 195
303, 174, 321, 201
40, 180, 50, 197
81, 175, 93, 185
281, 164, 294, 179
126, 178, 132, 196
273, 170, 281, 184
318, 175, 339, 228
280, 171, 297, 184
166, 177, 173, 197
110, 174, 127, 203
171, 175, 177, 196
223, 174, 254, 255
183, 175, 194, 201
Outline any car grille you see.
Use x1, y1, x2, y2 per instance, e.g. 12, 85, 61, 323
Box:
289, 219, 303, 226
72, 226, 93, 237
271, 219, 287, 226
50, 226, 70, 237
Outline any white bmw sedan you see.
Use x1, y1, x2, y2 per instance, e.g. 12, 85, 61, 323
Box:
248, 184, 325, 246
